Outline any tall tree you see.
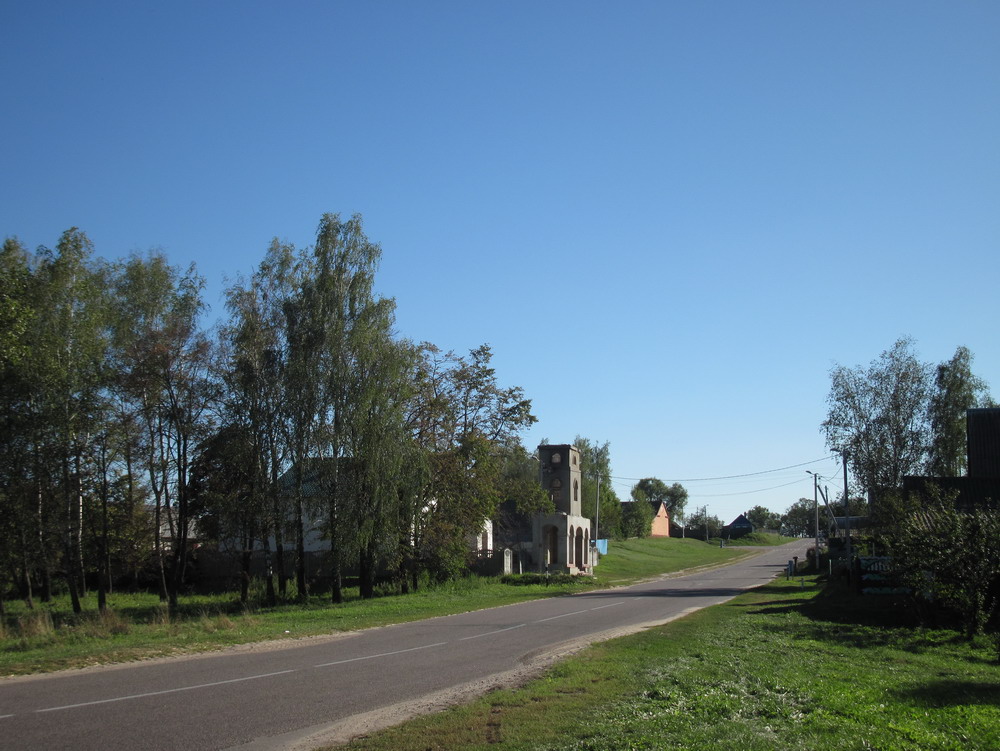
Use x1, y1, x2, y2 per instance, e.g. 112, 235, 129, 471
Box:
781, 498, 817, 537
822, 337, 932, 504
405, 343, 538, 584
574, 436, 621, 539
0, 238, 39, 607
306, 213, 405, 602
631, 477, 688, 519
0, 238, 32, 370
926, 346, 990, 477
218, 240, 297, 603
31, 230, 111, 613
273, 214, 414, 601
745, 504, 780, 531
111, 252, 213, 612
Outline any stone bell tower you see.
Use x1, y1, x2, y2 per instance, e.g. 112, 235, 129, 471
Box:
532, 444, 592, 574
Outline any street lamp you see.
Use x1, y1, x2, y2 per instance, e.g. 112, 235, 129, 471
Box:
806, 471, 821, 563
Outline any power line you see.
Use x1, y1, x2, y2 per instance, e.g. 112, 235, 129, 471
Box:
611, 456, 834, 484
692, 478, 805, 498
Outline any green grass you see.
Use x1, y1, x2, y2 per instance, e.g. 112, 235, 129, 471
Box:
0, 536, 754, 675
333, 578, 1000, 751
593, 536, 750, 584
731, 531, 798, 546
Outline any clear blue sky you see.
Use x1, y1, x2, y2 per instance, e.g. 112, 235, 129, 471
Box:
3, 2, 998, 524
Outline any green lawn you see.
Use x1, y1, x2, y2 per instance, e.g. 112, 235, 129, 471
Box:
333, 577, 1000, 751
0, 536, 751, 675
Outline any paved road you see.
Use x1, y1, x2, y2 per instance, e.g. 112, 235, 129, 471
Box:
0, 541, 810, 750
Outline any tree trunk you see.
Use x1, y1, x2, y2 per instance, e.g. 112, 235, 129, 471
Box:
240, 535, 253, 605
359, 542, 376, 600
149, 422, 169, 602
330, 494, 343, 605
19, 526, 34, 608
271, 453, 287, 600
97, 442, 109, 613
154, 496, 168, 602
75, 453, 86, 597
64, 539, 82, 615
63, 457, 83, 615
294, 460, 308, 602
35, 461, 52, 603
275, 541, 287, 599
168, 432, 190, 616
262, 538, 276, 607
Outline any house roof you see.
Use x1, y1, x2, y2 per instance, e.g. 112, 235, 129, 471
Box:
648, 500, 668, 516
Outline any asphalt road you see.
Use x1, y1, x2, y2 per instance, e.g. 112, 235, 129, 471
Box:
0, 541, 811, 750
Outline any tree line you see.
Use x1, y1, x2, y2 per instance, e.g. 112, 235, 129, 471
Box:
0, 215, 550, 616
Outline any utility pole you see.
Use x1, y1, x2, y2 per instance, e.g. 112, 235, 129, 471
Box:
842, 451, 852, 559
595, 476, 601, 542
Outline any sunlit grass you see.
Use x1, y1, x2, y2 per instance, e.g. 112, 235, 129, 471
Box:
335, 578, 1000, 751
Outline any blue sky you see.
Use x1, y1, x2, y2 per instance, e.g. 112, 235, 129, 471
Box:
3, 2, 998, 523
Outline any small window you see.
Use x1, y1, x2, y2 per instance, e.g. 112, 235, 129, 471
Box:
552, 452, 562, 464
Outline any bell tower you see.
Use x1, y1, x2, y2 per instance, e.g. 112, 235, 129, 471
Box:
532, 443, 592, 575
539, 444, 582, 517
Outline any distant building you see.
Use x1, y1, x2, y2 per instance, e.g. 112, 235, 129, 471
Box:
722, 513, 754, 539
649, 501, 671, 537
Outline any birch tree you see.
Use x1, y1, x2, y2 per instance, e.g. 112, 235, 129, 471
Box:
823, 338, 932, 503
927, 346, 991, 477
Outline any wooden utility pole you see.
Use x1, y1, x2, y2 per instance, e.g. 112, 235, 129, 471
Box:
842, 451, 852, 559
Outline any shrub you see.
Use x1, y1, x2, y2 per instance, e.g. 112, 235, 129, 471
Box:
17, 610, 54, 639
500, 573, 580, 586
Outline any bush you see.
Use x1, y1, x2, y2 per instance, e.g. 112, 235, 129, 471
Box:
884, 489, 1000, 642
500, 573, 579, 586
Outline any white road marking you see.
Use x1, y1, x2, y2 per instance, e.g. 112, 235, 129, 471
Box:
35, 669, 297, 714
0, 714, 13, 720
536, 609, 591, 622
588, 602, 624, 611
314, 641, 448, 668
459, 623, 525, 641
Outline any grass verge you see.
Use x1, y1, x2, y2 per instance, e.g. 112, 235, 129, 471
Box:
0, 537, 752, 676
333, 577, 1000, 751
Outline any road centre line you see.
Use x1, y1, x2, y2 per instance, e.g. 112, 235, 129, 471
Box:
21, 594, 654, 719
535, 600, 626, 622
459, 623, 525, 641
35, 669, 297, 714
315, 641, 448, 668
535, 609, 591, 623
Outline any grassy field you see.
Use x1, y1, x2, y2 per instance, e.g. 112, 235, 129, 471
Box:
332, 576, 1000, 751
0, 536, 751, 676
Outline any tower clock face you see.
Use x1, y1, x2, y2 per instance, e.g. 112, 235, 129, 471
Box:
552, 452, 562, 464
